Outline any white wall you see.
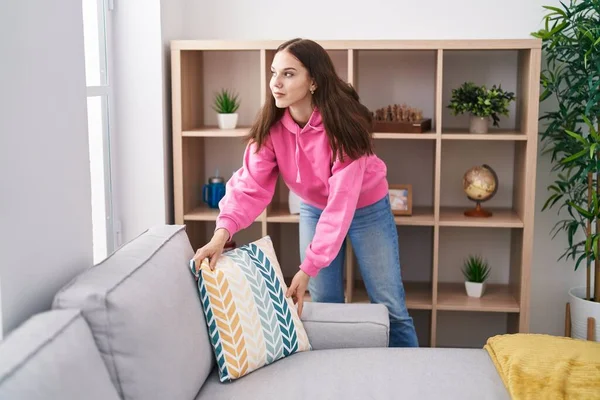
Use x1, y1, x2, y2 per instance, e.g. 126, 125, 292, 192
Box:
160, 0, 186, 226
182, 0, 546, 40
0, 0, 93, 336
172, 0, 575, 337
112, 0, 169, 244
111, 0, 185, 245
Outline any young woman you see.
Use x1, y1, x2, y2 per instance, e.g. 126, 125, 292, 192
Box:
192, 38, 419, 347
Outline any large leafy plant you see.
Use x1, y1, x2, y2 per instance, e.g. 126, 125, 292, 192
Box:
532, 0, 600, 301
448, 81, 516, 127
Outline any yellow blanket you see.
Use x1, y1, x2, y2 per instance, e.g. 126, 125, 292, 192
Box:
484, 333, 600, 399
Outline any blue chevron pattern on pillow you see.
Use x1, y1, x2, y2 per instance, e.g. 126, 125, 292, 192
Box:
189, 236, 311, 382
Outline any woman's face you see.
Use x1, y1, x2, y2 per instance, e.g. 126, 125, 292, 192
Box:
270, 50, 315, 109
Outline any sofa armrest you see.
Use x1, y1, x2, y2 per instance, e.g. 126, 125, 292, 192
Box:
300, 302, 389, 350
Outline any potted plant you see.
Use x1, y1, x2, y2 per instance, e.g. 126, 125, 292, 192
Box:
532, 0, 600, 341
462, 255, 491, 298
448, 81, 516, 134
212, 89, 240, 129
462, 255, 490, 297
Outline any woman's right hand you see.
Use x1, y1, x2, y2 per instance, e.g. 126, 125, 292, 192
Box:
192, 228, 230, 272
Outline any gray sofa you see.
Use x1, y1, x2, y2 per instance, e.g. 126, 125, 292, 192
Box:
0, 225, 509, 399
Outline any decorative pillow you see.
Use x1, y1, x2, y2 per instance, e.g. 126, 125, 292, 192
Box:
189, 235, 312, 382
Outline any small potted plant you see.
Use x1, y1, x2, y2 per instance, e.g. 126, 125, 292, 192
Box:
462, 254, 491, 298
448, 81, 516, 134
212, 89, 240, 129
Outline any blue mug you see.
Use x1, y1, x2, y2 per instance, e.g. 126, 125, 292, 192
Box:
203, 176, 225, 209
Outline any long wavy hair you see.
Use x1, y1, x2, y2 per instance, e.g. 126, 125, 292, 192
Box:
246, 38, 374, 162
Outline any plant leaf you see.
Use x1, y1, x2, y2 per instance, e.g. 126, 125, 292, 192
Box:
562, 149, 588, 164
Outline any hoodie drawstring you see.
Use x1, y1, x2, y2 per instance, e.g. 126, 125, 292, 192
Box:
295, 126, 302, 183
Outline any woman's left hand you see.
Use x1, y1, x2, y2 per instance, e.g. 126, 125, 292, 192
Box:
286, 269, 310, 316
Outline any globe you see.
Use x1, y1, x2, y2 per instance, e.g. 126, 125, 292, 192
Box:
462, 164, 498, 217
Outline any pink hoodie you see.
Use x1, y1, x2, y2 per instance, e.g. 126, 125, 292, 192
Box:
216, 108, 389, 277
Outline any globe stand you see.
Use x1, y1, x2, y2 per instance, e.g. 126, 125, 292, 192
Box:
464, 201, 492, 218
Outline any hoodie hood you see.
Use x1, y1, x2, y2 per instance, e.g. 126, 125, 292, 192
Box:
280, 107, 325, 183
280, 107, 324, 135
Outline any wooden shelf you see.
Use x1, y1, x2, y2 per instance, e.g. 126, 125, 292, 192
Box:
441, 129, 527, 141
294, 281, 517, 312
184, 128, 439, 140
182, 127, 249, 137
294, 281, 433, 310
267, 205, 434, 226
184, 205, 220, 221
266, 204, 299, 223
436, 283, 520, 313
171, 39, 541, 52
373, 132, 437, 140
183, 128, 526, 142
184, 205, 264, 223
172, 39, 541, 348
348, 282, 433, 310
183, 129, 527, 141
439, 207, 523, 228
187, 205, 521, 227
395, 207, 435, 226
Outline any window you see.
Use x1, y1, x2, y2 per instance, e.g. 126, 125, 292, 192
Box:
82, 0, 115, 263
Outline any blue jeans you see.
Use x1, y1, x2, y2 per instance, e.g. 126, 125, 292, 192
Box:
299, 195, 419, 347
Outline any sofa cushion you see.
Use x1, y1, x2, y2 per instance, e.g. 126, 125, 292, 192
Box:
190, 236, 311, 382
301, 302, 389, 349
0, 309, 120, 400
196, 347, 509, 400
52, 225, 213, 400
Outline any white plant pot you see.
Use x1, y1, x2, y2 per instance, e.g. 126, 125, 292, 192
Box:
288, 191, 301, 214
568, 286, 600, 341
469, 115, 489, 134
465, 281, 486, 298
217, 113, 238, 130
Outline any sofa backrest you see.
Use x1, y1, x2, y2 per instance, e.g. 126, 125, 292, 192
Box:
0, 309, 120, 400
53, 225, 215, 400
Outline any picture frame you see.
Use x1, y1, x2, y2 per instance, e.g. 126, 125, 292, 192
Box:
388, 184, 412, 216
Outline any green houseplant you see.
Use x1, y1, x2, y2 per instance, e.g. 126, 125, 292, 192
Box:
212, 89, 240, 129
462, 255, 491, 298
532, 0, 600, 340
448, 81, 516, 134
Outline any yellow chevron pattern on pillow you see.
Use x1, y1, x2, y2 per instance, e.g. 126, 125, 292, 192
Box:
189, 236, 311, 382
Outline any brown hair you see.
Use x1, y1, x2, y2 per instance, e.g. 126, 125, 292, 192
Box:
246, 38, 374, 162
